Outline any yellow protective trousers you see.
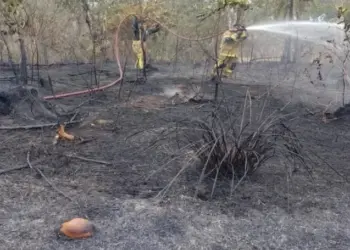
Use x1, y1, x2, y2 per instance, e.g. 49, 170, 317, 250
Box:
212, 54, 238, 78
132, 40, 147, 70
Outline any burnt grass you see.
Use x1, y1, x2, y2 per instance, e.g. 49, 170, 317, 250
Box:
1, 62, 350, 250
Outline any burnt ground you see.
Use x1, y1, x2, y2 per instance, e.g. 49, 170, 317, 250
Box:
1, 61, 350, 250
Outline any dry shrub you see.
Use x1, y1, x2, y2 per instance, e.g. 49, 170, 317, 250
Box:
175, 93, 311, 198
150, 92, 314, 200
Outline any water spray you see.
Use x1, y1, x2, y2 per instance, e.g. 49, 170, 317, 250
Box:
246, 21, 345, 46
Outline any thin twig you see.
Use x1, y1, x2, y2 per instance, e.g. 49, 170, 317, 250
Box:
155, 162, 190, 200
0, 157, 46, 175
66, 154, 112, 165
69, 110, 80, 123
195, 137, 220, 198
27, 151, 73, 201
0, 119, 82, 130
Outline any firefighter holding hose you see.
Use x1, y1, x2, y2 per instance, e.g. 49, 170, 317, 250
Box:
211, 24, 248, 81
337, 6, 350, 41
131, 15, 160, 75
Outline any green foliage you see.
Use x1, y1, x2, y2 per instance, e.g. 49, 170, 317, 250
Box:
0, 0, 26, 34
1, 0, 23, 14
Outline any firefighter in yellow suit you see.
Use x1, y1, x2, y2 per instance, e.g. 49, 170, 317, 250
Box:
337, 6, 350, 41
131, 15, 160, 72
211, 24, 248, 80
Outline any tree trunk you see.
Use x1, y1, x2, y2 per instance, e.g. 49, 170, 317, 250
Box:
227, 7, 235, 29
18, 35, 28, 85
236, 5, 244, 25
227, 5, 246, 28
42, 42, 49, 65
0, 41, 3, 62
293, 7, 301, 63
0, 33, 19, 84
81, 0, 98, 86
282, 0, 294, 63
0, 85, 58, 120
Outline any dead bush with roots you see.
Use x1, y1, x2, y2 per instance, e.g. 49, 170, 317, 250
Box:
156, 94, 313, 199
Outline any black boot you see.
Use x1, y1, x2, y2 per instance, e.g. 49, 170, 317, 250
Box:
136, 77, 146, 84
145, 64, 158, 72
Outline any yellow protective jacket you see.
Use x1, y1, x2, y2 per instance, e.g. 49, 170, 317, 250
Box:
219, 29, 247, 57
337, 6, 350, 35
337, 6, 348, 19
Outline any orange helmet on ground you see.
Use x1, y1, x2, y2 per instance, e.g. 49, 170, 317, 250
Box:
58, 218, 94, 239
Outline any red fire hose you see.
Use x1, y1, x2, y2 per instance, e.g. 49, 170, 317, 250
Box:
43, 16, 127, 100
42, 15, 227, 101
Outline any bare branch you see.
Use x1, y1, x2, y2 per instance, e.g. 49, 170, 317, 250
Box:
26, 150, 73, 202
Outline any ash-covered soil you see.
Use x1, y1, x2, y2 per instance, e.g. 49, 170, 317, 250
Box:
1, 61, 350, 250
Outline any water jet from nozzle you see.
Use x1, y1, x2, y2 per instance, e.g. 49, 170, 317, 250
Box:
246, 21, 345, 46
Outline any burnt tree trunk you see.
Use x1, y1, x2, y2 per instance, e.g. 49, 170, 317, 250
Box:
0, 41, 3, 62
227, 7, 235, 28
0, 86, 58, 120
81, 0, 98, 86
42, 42, 49, 65
18, 34, 28, 85
282, 0, 294, 63
0, 33, 19, 84
235, 5, 244, 25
